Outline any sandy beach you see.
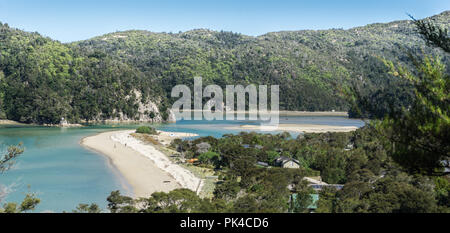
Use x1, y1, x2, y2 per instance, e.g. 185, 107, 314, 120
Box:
230, 124, 359, 133
81, 130, 203, 199
0, 119, 27, 126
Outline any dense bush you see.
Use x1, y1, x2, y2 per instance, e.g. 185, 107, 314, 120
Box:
110, 127, 449, 213
135, 126, 158, 135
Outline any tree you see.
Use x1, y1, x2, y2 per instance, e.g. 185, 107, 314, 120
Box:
213, 179, 241, 201
0, 71, 4, 119
380, 54, 449, 174
364, 177, 437, 213
149, 111, 156, 123
198, 151, 220, 166
106, 191, 136, 213
72, 203, 102, 213
266, 151, 280, 165
289, 179, 315, 213
316, 186, 339, 213
232, 195, 259, 213
411, 14, 450, 53
378, 17, 450, 175
139, 189, 206, 213
104, 189, 224, 213
0, 145, 40, 213
18, 193, 40, 213
0, 144, 24, 205
347, 15, 449, 175
0, 143, 24, 173
434, 177, 450, 208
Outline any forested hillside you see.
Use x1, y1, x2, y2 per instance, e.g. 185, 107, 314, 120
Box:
1, 11, 449, 124
0, 23, 166, 124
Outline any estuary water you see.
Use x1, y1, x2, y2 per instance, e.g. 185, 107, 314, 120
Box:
0, 116, 364, 212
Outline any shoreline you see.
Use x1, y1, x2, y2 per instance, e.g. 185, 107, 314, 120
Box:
229, 124, 359, 133
0, 119, 29, 126
0, 119, 166, 127
80, 130, 202, 199
80, 133, 135, 197
180, 110, 349, 117
0, 119, 84, 128
0, 111, 352, 127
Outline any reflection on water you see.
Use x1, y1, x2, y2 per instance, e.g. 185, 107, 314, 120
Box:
0, 116, 364, 212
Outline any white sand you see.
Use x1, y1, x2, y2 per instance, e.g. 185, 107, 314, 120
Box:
231, 124, 358, 133
81, 130, 203, 199
111, 131, 203, 193
0, 120, 26, 126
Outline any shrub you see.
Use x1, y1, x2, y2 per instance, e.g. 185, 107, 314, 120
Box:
198, 151, 220, 165
136, 126, 158, 135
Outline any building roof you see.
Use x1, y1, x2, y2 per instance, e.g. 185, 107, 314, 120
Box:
304, 177, 328, 186
291, 194, 319, 210
309, 194, 320, 209
257, 162, 269, 167
276, 156, 300, 166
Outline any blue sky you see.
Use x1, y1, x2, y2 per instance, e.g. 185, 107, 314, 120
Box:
0, 0, 448, 42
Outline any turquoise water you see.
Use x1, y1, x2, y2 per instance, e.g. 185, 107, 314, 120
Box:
0, 116, 364, 212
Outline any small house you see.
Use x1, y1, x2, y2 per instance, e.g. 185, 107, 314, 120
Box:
276, 156, 301, 169
59, 117, 68, 126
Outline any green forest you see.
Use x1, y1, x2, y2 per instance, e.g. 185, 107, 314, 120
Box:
0, 11, 449, 213
100, 128, 449, 213
1, 11, 449, 124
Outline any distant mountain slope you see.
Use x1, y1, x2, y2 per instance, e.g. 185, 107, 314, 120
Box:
73, 11, 449, 110
1, 11, 449, 124
0, 22, 163, 124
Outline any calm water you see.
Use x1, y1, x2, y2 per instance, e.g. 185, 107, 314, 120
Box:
0, 116, 364, 212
